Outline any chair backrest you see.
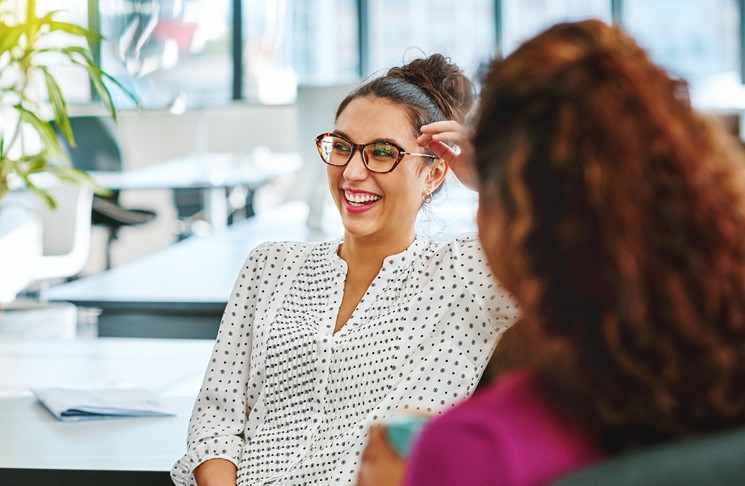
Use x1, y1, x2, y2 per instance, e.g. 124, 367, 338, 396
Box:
59, 116, 124, 172
551, 426, 745, 486
293, 84, 356, 229
31, 184, 93, 282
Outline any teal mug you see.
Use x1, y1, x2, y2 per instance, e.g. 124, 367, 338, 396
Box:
384, 415, 431, 457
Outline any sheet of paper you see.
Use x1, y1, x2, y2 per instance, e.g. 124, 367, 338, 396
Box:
32, 387, 175, 422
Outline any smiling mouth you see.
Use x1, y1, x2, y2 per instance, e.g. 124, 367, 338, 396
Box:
344, 190, 382, 207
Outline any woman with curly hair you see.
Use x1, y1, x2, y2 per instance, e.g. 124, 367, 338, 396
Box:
391, 19, 745, 485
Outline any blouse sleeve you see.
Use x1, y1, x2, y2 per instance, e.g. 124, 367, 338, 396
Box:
452, 233, 519, 331
171, 242, 272, 486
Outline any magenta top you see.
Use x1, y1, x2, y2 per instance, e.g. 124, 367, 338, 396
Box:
403, 371, 602, 486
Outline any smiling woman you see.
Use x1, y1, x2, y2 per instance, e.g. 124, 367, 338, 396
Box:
171, 54, 519, 486
323, 96, 447, 251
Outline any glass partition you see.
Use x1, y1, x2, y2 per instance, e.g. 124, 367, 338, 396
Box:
501, 0, 612, 55
32, 1, 745, 111
242, 0, 359, 104
622, 0, 742, 109
368, 0, 496, 79
99, 0, 233, 109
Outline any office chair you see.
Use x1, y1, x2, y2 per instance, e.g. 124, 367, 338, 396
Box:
56, 116, 157, 269
172, 185, 255, 240
31, 183, 93, 284
551, 425, 745, 486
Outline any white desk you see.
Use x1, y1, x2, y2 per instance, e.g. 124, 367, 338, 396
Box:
0, 337, 213, 484
46, 202, 339, 338
89, 151, 301, 231
47, 203, 320, 308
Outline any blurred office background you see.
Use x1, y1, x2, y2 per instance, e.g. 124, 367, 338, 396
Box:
4, 2, 745, 479
21, 0, 745, 275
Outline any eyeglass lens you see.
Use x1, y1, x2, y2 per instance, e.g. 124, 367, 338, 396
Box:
318, 135, 400, 173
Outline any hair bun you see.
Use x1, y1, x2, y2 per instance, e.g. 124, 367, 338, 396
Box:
387, 54, 474, 122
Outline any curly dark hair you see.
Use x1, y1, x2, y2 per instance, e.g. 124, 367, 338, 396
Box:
474, 19, 745, 454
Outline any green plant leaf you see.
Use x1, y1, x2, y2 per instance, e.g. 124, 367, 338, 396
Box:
28, 186, 56, 209
26, 0, 36, 22
21, 9, 57, 49
24, 0, 38, 39
15, 104, 64, 159
48, 166, 110, 196
58, 45, 95, 63
72, 59, 117, 120
18, 153, 48, 174
40, 66, 73, 146
16, 12, 57, 65
1, 0, 131, 208
0, 24, 24, 56
67, 52, 140, 111
33, 46, 94, 64
19, 174, 56, 209
47, 21, 102, 42
101, 70, 140, 109
32, 10, 57, 27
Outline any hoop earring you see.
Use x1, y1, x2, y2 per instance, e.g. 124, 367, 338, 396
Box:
423, 189, 433, 204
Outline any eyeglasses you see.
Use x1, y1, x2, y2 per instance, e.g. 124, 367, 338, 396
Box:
315, 132, 438, 174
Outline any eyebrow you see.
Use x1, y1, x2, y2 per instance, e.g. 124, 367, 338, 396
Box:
331, 130, 403, 147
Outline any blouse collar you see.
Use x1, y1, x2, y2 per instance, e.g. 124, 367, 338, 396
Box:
327, 236, 424, 275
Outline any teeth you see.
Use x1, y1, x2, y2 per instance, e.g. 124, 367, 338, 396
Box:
345, 191, 381, 204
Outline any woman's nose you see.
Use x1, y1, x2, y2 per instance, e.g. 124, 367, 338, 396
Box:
343, 150, 368, 180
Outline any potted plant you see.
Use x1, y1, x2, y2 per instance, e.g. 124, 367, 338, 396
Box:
0, 0, 135, 305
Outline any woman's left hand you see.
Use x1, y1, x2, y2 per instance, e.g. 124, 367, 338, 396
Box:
417, 121, 478, 191
356, 424, 407, 486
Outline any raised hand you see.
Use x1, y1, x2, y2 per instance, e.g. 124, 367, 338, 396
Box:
417, 121, 478, 191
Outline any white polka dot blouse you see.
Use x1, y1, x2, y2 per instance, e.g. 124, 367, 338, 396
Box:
171, 233, 518, 485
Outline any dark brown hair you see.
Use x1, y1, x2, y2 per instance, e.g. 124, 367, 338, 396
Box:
337, 54, 474, 141
474, 19, 745, 454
